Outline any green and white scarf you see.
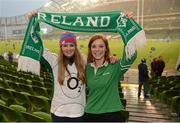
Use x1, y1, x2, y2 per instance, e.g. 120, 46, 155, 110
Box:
17, 11, 146, 75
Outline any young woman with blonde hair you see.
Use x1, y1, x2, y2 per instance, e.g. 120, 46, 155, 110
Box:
42, 32, 86, 122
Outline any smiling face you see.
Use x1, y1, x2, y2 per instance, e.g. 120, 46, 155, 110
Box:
61, 43, 76, 58
87, 34, 110, 64
91, 39, 106, 61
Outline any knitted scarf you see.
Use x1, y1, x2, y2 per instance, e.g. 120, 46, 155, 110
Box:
17, 11, 146, 75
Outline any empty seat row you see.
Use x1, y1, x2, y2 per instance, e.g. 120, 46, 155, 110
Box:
0, 102, 51, 122
149, 75, 180, 116
0, 87, 50, 113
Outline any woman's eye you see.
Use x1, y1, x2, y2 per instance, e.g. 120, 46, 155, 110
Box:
99, 45, 104, 48
62, 44, 67, 47
91, 45, 96, 49
70, 44, 75, 47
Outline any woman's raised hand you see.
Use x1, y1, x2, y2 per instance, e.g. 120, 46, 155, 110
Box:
26, 10, 38, 21
124, 11, 134, 18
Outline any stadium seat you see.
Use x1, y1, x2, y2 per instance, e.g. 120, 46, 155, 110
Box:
0, 77, 3, 81
8, 75, 19, 82
169, 80, 180, 87
8, 82, 20, 91
28, 95, 50, 113
0, 104, 25, 122
33, 111, 52, 122
9, 104, 26, 112
160, 90, 180, 104
21, 112, 46, 122
11, 91, 31, 111
149, 83, 162, 95
33, 75, 44, 82
171, 96, 180, 116
170, 84, 180, 91
32, 80, 44, 87
32, 86, 49, 98
44, 77, 53, 83
18, 84, 34, 94
154, 85, 170, 98
47, 88, 52, 97
0, 80, 9, 88
44, 82, 52, 89
0, 87, 3, 98
0, 99, 6, 106
167, 76, 176, 81
0, 88, 16, 106
18, 77, 27, 84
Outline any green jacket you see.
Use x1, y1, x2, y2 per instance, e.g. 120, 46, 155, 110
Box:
85, 48, 137, 114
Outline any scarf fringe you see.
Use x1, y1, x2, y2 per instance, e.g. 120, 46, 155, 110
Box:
125, 30, 146, 59
17, 56, 40, 75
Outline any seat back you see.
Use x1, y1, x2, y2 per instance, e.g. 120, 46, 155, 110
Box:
28, 95, 50, 113
21, 112, 46, 122
0, 104, 25, 122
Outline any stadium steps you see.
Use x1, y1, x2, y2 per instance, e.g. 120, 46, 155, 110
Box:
122, 84, 180, 122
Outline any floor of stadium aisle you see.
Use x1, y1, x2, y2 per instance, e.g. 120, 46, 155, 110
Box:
122, 84, 180, 122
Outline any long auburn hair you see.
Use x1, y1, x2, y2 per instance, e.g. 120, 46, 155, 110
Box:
58, 47, 85, 85
87, 34, 110, 64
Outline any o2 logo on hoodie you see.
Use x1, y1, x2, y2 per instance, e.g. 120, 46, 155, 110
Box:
61, 73, 84, 99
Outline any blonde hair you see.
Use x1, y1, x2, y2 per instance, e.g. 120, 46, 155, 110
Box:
58, 47, 85, 85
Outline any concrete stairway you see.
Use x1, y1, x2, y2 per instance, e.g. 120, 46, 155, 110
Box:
122, 84, 180, 122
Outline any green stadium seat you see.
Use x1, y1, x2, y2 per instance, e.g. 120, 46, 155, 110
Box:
154, 85, 170, 98
8, 82, 20, 91
0, 99, 6, 106
47, 88, 52, 98
0, 87, 3, 98
32, 86, 49, 98
9, 75, 19, 82
18, 77, 26, 83
167, 81, 174, 87
44, 77, 53, 83
167, 76, 176, 81
38, 77, 44, 82
149, 83, 162, 95
170, 84, 180, 91
33, 111, 52, 122
32, 80, 44, 87
171, 96, 180, 116
28, 95, 50, 113
160, 90, 180, 105
0, 80, 9, 88
33, 75, 43, 82
0, 88, 16, 106
18, 84, 34, 94
9, 104, 26, 112
0, 104, 25, 122
0, 77, 4, 82
44, 82, 52, 89
17, 78, 32, 85
11, 91, 31, 111
5, 74, 16, 82
21, 112, 46, 122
